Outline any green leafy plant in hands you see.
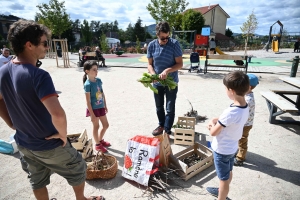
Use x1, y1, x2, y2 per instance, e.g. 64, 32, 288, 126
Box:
137, 73, 177, 94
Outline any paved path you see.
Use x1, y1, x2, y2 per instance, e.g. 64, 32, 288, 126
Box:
68, 49, 300, 74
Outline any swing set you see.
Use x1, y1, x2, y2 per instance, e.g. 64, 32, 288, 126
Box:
172, 30, 196, 53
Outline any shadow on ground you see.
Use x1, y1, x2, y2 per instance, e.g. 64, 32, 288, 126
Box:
197, 72, 227, 80
244, 152, 300, 186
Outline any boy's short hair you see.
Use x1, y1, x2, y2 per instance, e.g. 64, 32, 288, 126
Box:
223, 71, 250, 96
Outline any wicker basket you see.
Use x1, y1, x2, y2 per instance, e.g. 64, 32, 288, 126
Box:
85, 152, 118, 180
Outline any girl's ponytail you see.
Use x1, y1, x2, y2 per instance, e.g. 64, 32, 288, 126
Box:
83, 73, 87, 84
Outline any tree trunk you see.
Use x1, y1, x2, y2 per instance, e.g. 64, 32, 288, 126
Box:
244, 37, 248, 56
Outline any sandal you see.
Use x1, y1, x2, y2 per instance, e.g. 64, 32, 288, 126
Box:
91, 196, 105, 200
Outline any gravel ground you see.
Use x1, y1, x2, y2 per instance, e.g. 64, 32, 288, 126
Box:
0, 57, 299, 200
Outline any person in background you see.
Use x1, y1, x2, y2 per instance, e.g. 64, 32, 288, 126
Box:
142, 43, 148, 54
0, 44, 7, 54
95, 47, 107, 67
0, 48, 13, 67
209, 38, 216, 54
294, 39, 300, 53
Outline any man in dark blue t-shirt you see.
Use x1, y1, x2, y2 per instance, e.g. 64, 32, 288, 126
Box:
0, 20, 104, 200
147, 21, 183, 136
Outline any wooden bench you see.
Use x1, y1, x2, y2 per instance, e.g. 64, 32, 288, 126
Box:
260, 91, 299, 124
79, 52, 103, 67
204, 55, 248, 74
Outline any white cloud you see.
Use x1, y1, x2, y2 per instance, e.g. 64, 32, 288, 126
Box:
1, 0, 299, 35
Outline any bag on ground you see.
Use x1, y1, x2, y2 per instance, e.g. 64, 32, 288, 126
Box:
122, 135, 160, 186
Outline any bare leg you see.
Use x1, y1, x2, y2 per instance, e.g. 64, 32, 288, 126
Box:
99, 115, 109, 141
73, 181, 86, 200
92, 119, 100, 144
33, 187, 49, 200
218, 171, 232, 200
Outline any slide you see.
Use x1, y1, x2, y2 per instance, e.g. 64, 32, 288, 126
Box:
272, 40, 279, 52
215, 47, 226, 55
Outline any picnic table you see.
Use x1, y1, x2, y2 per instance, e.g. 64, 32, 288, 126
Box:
260, 77, 300, 124
278, 77, 300, 109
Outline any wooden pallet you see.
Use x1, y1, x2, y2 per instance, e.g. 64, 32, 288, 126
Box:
67, 129, 88, 151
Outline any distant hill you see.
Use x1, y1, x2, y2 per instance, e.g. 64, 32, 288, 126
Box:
233, 33, 265, 37
146, 24, 156, 36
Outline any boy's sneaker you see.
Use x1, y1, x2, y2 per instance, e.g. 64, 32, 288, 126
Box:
152, 126, 164, 136
206, 187, 230, 199
165, 130, 172, 135
95, 144, 107, 153
206, 187, 219, 197
234, 158, 244, 166
100, 139, 111, 147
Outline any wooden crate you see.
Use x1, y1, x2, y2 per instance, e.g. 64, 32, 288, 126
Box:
177, 117, 196, 129
67, 129, 88, 150
174, 128, 195, 146
80, 139, 93, 159
174, 116, 196, 146
169, 142, 213, 181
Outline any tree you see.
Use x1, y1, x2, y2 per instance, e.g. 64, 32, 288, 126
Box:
173, 14, 183, 31
281, 28, 288, 47
118, 29, 126, 44
36, 0, 71, 38
59, 20, 76, 43
225, 28, 233, 38
182, 9, 205, 42
145, 31, 152, 39
146, 0, 189, 29
112, 20, 119, 32
81, 20, 92, 45
240, 10, 258, 55
72, 19, 81, 32
99, 33, 109, 53
125, 23, 135, 42
134, 17, 146, 42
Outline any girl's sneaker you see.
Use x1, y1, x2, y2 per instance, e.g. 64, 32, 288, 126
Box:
95, 144, 107, 153
100, 139, 111, 147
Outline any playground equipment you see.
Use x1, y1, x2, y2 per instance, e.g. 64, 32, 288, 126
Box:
172, 29, 196, 52
264, 20, 283, 52
215, 47, 226, 55
47, 39, 71, 68
194, 34, 208, 56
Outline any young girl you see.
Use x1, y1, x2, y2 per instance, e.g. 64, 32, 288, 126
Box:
83, 60, 110, 152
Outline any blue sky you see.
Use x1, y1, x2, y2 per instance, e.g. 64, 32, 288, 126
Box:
1, 0, 300, 35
